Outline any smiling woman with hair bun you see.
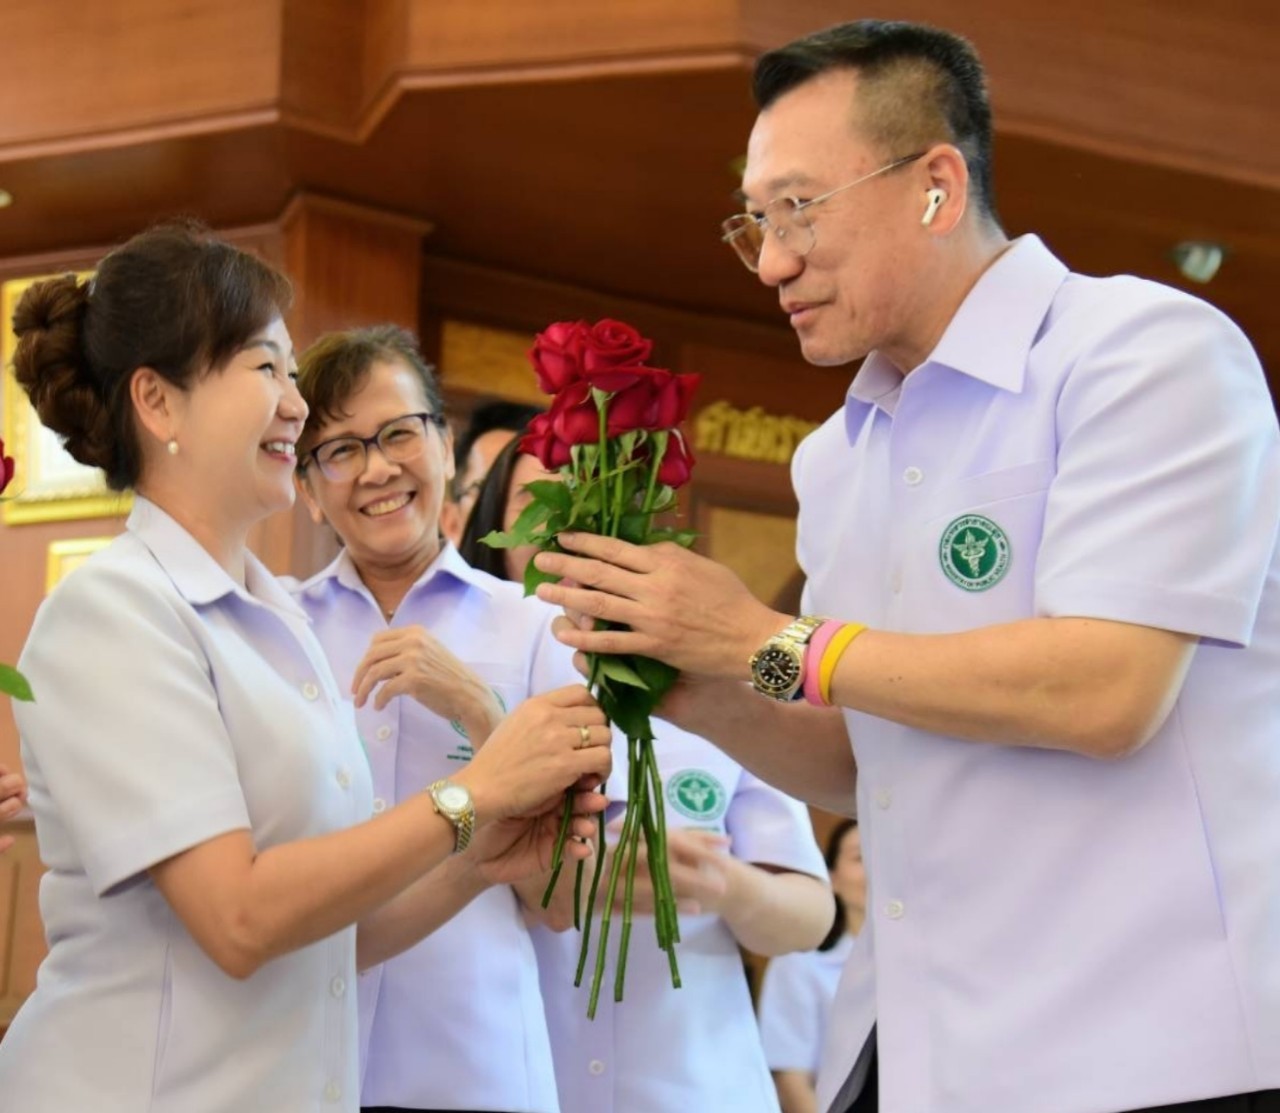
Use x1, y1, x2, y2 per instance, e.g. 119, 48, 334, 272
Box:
0, 223, 610, 1113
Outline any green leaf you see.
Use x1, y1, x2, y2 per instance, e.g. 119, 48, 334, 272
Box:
479, 496, 555, 550
595, 655, 649, 689
633, 655, 679, 704
600, 682, 657, 741
0, 663, 34, 702
479, 528, 518, 550
523, 480, 572, 514
522, 557, 562, 597
617, 512, 651, 545
645, 526, 698, 549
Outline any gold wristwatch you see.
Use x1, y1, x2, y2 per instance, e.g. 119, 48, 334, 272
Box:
748, 615, 826, 701
427, 779, 475, 853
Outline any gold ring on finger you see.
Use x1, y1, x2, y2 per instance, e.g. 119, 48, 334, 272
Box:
578, 724, 592, 749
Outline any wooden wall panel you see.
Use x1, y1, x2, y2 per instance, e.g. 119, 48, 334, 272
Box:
742, 0, 1280, 189
0, 0, 283, 157
267, 192, 435, 579
404, 0, 741, 71
0, 823, 44, 1029
280, 0, 366, 135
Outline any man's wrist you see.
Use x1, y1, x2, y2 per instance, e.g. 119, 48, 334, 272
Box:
735, 610, 794, 682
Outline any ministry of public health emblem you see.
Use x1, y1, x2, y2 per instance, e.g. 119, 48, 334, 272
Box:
666, 769, 728, 821
450, 687, 507, 738
939, 514, 1011, 592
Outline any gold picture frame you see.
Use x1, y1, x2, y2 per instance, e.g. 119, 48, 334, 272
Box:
45, 536, 115, 593
1, 274, 132, 525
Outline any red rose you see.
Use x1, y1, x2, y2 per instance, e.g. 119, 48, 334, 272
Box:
519, 412, 572, 470
529, 321, 590, 394
549, 380, 600, 447
656, 433, 695, 489
0, 438, 13, 496
580, 320, 653, 393
606, 369, 700, 435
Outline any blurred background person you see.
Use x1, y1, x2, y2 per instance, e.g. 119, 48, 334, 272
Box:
440, 399, 543, 546
292, 326, 583, 1113
758, 820, 866, 1113
460, 436, 835, 1113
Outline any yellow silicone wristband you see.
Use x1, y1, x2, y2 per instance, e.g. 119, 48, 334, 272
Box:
818, 623, 867, 705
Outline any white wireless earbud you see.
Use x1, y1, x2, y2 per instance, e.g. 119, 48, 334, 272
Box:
921, 188, 947, 227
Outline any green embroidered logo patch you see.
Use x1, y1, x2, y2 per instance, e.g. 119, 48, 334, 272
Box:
666, 769, 728, 821
939, 514, 1011, 592
450, 687, 507, 740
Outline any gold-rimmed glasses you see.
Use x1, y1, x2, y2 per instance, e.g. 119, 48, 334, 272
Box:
301, 412, 446, 482
720, 151, 926, 272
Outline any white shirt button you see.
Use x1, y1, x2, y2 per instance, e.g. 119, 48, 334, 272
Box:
903, 466, 924, 486
372, 797, 387, 814
376, 724, 392, 741
886, 899, 906, 920
588, 1059, 606, 1076
875, 788, 893, 810
330, 976, 346, 998
302, 681, 320, 701
323, 1081, 342, 1102
336, 767, 352, 789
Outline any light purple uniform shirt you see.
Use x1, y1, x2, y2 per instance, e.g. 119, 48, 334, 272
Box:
293, 544, 574, 1112
758, 934, 856, 1077
532, 721, 826, 1113
2, 497, 371, 1112
799, 235, 1280, 1113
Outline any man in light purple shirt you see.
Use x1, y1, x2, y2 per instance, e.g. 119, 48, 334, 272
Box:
533, 19, 1280, 1113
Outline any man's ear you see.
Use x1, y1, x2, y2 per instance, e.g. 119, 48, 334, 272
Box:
921, 144, 970, 235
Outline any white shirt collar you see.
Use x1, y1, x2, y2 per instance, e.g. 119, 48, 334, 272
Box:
127, 495, 306, 618
846, 234, 1069, 434
299, 539, 499, 610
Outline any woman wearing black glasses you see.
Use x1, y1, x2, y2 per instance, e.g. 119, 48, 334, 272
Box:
292, 325, 591, 1113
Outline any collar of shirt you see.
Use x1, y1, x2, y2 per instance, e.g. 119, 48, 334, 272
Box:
127, 495, 307, 618
845, 234, 1069, 439
299, 539, 499, 614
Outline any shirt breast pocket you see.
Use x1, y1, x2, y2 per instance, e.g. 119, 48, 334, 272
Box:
462, 663, 528, 721
913, 459, 1056, 628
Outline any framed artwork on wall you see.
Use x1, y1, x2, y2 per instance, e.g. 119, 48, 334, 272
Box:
1, 274, 131, 525
44, 536, 115, 594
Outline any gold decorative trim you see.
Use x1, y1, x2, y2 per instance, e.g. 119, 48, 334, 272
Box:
693, 400, 819, 466
1, 274, 132, 525
439, 319, 546, 406
45, 536, 115, 594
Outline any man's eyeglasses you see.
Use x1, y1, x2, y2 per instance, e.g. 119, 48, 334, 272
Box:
301, 412, 447, 482
720, 151, 926, 273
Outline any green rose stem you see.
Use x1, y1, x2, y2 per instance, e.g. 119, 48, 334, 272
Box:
535, 388, 682, 1016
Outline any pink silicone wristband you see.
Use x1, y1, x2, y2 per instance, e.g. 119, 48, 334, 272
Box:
803, 620, 843, 706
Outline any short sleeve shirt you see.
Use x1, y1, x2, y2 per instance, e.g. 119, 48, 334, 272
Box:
795, 236, 1280, 1113
532, 720, 827, 1113
294, 544, 579, 1112
758, 934, 855, 1075
0, 498, 372, 1113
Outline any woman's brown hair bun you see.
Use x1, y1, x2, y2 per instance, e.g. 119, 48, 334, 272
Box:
11, 274, 112, 474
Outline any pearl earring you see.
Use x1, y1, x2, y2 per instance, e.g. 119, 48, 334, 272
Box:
166, 439, 179, 456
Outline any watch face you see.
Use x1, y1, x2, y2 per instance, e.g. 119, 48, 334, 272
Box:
437, 784, 470, 812
754, 645, 801, 693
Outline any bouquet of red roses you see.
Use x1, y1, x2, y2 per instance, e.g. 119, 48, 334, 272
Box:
482, 319, 698, 1016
